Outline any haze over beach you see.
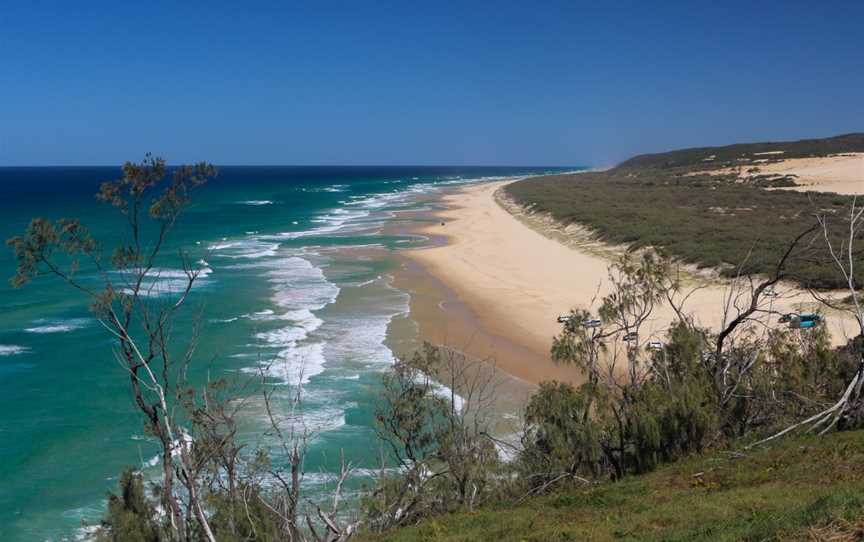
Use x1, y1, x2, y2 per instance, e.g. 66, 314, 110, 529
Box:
2, 2, 864, 541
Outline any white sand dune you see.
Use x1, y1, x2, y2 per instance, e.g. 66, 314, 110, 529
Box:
762, 153, 864, 194
710, 153, 864, 195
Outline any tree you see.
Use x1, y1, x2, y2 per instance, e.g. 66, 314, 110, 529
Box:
97, 469, 162, 542
366, 343, 499, 530
8, 157, 365, 542
754, 198, 864, 445
8, 156, 218, 541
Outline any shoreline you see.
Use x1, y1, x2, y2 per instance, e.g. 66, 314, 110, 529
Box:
392, 178, 595, 388
393, 178, 861, 389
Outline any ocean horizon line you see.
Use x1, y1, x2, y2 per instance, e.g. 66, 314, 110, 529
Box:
0, 163, 587, 169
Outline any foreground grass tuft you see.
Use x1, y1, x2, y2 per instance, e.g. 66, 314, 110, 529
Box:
360, 430, 864, 542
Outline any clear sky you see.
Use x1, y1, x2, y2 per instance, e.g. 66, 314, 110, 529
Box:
1, 1, 862, 167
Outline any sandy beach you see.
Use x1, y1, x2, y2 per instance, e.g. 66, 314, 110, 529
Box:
399, 179, 861, 387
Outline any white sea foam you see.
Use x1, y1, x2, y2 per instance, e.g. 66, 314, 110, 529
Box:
74, 524, 102, 541
271, 208, 370, 240
169, 266, 211, 277
432, 382, 465, 412
0, 345, 29, 356
267, 257, 341, 311
213, 316, 240, 323
255, 323, 314, 346
344, 192, 405, 210
245, 342, 327, 386
300, 402, 346, 432
209, 240, 240, 250
24, 317, 91, 334
250, 309, 278, 320
354, 276, 382, 288
117, 266, 212, 279
209, 238, 279, 259
25, 324, 78, 334
239, 200, 274, 206
322, 280, 408, 372
116, 266, 213, 297
237, 255, 341, 388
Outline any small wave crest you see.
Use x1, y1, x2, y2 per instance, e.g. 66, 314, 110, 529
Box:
112, 266, 213, 298
209, 238, 279, 259
24, 317, 92, 334
0, 344, 30, 356
271, 208, 371, 240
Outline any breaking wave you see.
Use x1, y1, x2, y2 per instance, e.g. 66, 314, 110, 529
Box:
24, 317, 92, 334
0, 344, 30, 356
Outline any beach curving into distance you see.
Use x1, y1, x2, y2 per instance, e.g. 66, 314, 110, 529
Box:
400, 179, 862, 387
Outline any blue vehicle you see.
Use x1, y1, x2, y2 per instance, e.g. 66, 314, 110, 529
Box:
790, 313, 821, 329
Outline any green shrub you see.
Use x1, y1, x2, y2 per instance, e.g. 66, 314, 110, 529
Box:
97, 469, 162, 542
520, 381, 606, 481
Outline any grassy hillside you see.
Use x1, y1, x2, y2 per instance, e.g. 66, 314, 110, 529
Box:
505, 133, 864, 289
360, 430, 864, 542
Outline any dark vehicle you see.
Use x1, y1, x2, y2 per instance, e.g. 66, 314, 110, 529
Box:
779, 313, 797, 324
623, 331, 638, 342
583, 319, 602, 328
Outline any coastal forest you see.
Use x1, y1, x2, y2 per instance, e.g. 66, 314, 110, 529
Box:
8, 135, 864, 541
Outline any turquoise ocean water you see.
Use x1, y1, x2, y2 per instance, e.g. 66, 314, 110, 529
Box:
0, 166, 569, 541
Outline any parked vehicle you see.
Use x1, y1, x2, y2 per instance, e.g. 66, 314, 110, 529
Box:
790, 313, 821, 329
648, 340, 663, 350
778, 313, 797, 324
622, 331, 638, 342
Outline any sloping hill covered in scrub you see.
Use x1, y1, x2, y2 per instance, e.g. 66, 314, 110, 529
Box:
617, 132, 864, 170
505, 133, 864, 289
360, 430, 864, 542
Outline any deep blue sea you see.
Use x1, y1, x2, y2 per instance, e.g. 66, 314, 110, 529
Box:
0, 165, 571, 541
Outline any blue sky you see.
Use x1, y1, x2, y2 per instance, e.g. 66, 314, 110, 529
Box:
1, 1, 862, 166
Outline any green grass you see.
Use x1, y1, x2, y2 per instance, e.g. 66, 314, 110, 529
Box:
359, 430, 864, 542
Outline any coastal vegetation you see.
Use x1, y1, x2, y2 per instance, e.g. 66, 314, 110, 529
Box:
360, 429, 864, 542
505, 133, 864, 289
7, 146, 864, 540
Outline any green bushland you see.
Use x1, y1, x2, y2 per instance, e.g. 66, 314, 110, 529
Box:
358, 429, 864, 542
505, 133, 864, 289
357, 249, 864, 541
11, 152, 864, 541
